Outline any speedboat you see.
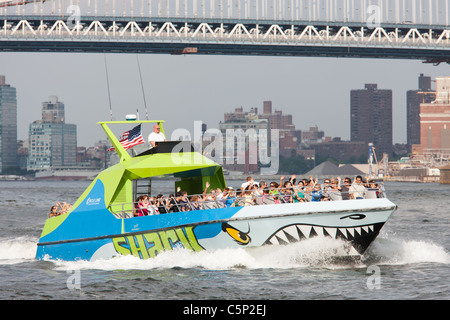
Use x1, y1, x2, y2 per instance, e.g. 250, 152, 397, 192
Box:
35, 120, 397, 261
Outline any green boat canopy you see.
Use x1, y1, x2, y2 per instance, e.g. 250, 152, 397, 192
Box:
72, 120, 226, 211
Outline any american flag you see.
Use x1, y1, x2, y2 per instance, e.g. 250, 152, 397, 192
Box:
108, 124, 145, 151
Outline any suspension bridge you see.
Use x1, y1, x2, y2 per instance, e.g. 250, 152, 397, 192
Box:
0, 0, 449, 63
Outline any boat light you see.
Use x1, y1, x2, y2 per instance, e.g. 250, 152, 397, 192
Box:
126, 114, 137, 121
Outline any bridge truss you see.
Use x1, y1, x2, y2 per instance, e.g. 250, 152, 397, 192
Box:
1, 15, 449, 63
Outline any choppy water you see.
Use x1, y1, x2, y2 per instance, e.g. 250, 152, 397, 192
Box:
0, 180, 449, 300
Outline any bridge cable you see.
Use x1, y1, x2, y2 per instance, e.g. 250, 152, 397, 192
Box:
136, 54, 149, 120
103, 53, 113, 121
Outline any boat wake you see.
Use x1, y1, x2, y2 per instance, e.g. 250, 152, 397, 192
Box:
364, 236, 450, 266
0, 237, 37, 265
0, 235, 448, 269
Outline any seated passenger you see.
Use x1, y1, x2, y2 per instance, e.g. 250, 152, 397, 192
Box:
148, 197, 160, 215
190, 195, 201, 210
49, 205, 59, 218
240, 176, 255, 190
311, 184, 323, 202
156, 194, 169, 214
178, 191, 190, 211
293, 181, 305, 203
340, 177, 352, 200
168, 193, 180, 213
349, 175, 366, 199
328, 180, 343, 201
321, 179, 332, 201
224, 187, 236, 207
137, 195, 150, 216
133, 197, 140, 217
365, 180, 380, 199
268, 182, 280, 195
242, 187, 254, 206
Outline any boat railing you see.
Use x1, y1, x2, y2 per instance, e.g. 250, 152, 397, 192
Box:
108, 186, 385, 219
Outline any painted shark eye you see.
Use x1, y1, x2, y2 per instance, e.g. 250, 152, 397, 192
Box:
222, 223, 251, 246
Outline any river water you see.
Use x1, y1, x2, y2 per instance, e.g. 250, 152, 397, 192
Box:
0, 180, 449, 300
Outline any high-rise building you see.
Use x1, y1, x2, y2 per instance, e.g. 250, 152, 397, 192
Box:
407, 74, 436, 153
0, 75, 18, 173
412, 77, 450, 155
27, 96, 77, 171
351, 84, 393, 158
42, 95, 65, 123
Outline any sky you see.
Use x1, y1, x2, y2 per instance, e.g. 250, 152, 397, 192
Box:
0, 51, 449, 147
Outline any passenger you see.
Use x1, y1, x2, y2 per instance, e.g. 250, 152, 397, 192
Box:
243, 187, 254, 206
156, 193, 169, 214
249, 183, 260, 201
293, 180, 305, 203
340, 177, 352, 200
349, 175, 366, 199
321, 178, 332, 201
253, 182, 264, 198
268, 181, 280, 195
303, 179, 315, 202
261, 188, 276, 205
190, 195, 201, 210
259, 180, 267, 191
49, 205, 59, 218
137, 195, 150, 216
311, 184, 323, 202
168, 193, 180, 213
365, 180, 380, 199
148, 197, 160, 215
178, 191, 190, 212
133, 197, 140, 216
224, 187, 236, 207
234, 189, 246, 206
328, 180, 343, 201
281, 181, 293, 203
203, 183, 222, 209
215, 187, 224, 201
240, 176, 255, 190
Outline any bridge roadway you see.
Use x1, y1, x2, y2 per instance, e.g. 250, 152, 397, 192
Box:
1, 15, 449, 63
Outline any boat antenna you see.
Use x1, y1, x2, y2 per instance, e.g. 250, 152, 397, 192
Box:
104, 53, 113, 121
136, 54, 149, 120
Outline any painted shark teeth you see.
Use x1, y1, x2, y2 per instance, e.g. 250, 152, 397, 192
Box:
265, 224, 376, 246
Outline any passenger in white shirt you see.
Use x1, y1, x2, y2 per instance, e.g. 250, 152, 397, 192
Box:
349, 175, 366, 199
148, 124, 167, 148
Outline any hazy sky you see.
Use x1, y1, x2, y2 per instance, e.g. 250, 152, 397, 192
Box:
1, 51, 448, 147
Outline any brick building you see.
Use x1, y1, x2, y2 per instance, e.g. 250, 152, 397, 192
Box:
412, 77, 450, 155
407, 74, 436, 153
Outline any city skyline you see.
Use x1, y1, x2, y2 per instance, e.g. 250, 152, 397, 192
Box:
1, 52, 449, 147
